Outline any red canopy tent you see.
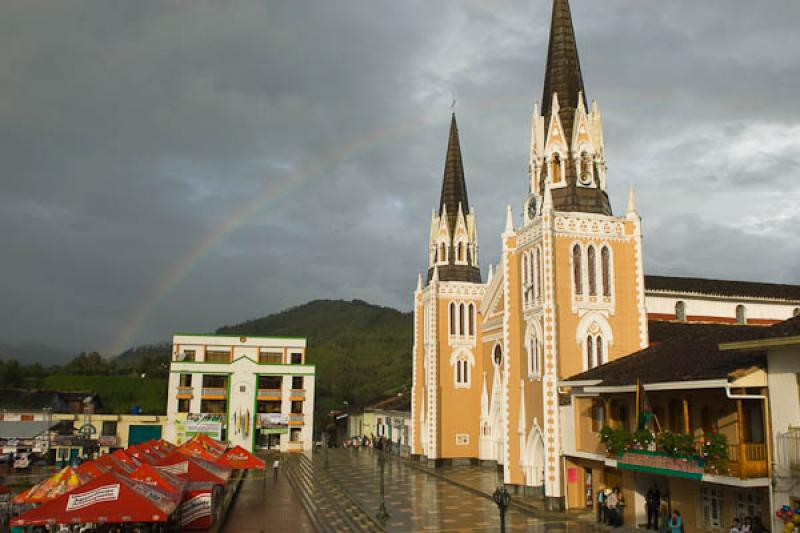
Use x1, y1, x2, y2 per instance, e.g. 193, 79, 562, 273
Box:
138, 440, 167, 459
11, 471, 180, 527
126, 444, 157, 464
155, 452, 231, 485
95, 453, 134, 474
77, 461, 110, 479
128, 463, 187, 496
12, 467, 90, 505
111, 449, 141, 469
215, 445, 266, 470
189, 433, 226, 454
176, 440, 220, 462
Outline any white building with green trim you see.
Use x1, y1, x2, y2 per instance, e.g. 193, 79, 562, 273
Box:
164, 334, 315, 453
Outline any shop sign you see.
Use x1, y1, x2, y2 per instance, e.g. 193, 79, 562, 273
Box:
185, 414, 223, 440
260, 428, 288, 435
617, 450, 705, 480
179, 493, 212, 527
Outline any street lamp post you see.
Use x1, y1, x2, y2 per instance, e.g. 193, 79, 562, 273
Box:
376, 443, 390, 523
493, 485, 511, 533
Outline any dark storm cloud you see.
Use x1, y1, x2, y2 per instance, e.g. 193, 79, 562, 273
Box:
0, 0, 798, 355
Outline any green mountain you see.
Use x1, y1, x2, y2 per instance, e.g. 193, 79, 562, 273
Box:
216, 299, 413, 425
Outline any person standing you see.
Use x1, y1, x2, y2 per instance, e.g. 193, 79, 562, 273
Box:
647, 484, 661, 529
607, 488, 618, 526
615, 488, 626, 527
597, 486, 607, 523
730, 518, 741, 533
659, 504, 670, 533
669, 510, 683, 533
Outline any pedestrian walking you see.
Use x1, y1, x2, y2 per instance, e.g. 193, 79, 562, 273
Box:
272, 458, 280, 480
669, 510, 683, 533
646, 484, 661, 529
607, 488, 618, 526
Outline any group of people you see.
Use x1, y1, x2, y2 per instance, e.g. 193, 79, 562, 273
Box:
597, 486, 626, 527
730, 516, 766, 533
645, 484, 684, 533
342, 434, 396, 453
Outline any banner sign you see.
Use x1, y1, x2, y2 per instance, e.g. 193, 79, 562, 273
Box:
66, 484, 120, 511
256, 413, 288, 429
618, 450, 705, 480
179, 493, 212, 527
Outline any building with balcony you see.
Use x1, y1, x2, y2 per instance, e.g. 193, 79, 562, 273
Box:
560, 321, 783, 531
347, 392, 411, 453
164, 334, 315, 453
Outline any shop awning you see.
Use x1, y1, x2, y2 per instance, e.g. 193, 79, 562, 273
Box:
215, 445, 266, 470
11, 471, 179, 527
13, 466, 90, 504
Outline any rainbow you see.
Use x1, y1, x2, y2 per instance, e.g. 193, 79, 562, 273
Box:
107, 116, 435, 356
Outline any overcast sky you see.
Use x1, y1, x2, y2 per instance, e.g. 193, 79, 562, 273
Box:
1, 0, 799, 357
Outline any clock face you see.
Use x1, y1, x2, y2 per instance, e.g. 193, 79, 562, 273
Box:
527, 196, 537, 219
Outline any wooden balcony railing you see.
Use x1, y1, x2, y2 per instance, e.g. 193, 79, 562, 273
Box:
201, 387, 227, 399
257, 388, 282, 400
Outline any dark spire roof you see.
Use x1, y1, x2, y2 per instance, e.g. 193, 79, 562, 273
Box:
427, 113, 481, 285
541, 0, 587, 126
438, 113, 470, 230
538, 0, 612, 216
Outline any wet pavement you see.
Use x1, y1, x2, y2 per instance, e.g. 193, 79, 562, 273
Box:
223, 454, 315, 533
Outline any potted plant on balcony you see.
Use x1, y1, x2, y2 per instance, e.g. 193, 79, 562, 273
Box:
656, 431, 696, 458
701, 432, 728, 474
632, 428, 655, 451
600, 426, 633, 456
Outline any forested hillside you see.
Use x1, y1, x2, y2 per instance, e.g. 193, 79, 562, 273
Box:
216, 299, 413, 423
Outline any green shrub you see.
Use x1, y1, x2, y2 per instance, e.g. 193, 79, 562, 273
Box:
632, 428, 655, 449
655, 431, 696, 457
599, 425, 632, 455
701, 432, 728, 472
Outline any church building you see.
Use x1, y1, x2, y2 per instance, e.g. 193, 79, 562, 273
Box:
410, 0, 800, 511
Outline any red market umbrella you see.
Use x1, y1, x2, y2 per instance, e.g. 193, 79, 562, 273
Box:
77, 461, 110, 479
126, 445, 157, 464
13, 467, 90, 505
215, 445, 266, 470
128, 463, 187, 496
189, 433, 226, 455
177, 441, 220, 462
10, 471, 179, 527
155, 452, 231, 485
95, 454, 134, 474
112, 449, 141, 469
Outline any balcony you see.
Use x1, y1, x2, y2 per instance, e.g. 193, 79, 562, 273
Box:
289, 389, 305, 400
725, 443, 768, 479
257, 389, 282, 401
288, 414, 304, 426
201, 387, 226, 399
176, 386, 193, 399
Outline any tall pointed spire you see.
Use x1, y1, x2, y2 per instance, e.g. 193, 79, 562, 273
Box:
541, 0, 587, 132
439, 113, 470, 231
426, 113, 482, 285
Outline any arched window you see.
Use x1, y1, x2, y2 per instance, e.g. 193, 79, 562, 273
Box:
586, 335, 594, 369
676, 301, 687, 322
458, 242, 464, 262
439, 243, 446, 263
587, 245, 597, 296
601, 246, 611, 297
736, 305, 747, 325
535, 248, 542, 301
522, 254, 530, 305
449, 302, 456, 335
572, 245, 583, 295
596, 336, 605, 365
468, 304, 475, 336
455, 356, 471, 387
493, 344, 503, 367
529, 332, 541, 379
459, 303, 465, 336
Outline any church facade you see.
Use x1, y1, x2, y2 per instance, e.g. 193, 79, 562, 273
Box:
410, 0, 800, 510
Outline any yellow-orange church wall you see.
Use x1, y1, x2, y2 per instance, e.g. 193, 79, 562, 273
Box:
503, 243, 526, 485
551, 230, 643, 380
436, 295, 481, 459
574, 397, 606, 455
412, 298, 425, 456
